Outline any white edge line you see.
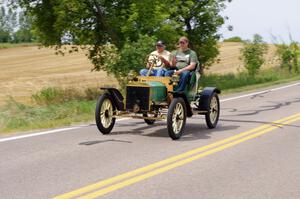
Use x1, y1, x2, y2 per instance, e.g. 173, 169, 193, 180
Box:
0, 118, 128, 143
1, 82, 300, 143
220, 82, 300, 102
0, 126, 82, 143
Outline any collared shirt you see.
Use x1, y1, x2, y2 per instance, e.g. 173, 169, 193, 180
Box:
148, 50, 172, 70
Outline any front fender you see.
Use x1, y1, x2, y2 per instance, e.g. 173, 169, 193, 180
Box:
198, 87, 221, 111
100, 87, 124, 111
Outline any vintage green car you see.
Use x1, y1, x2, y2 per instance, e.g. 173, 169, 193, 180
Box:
95, 58, 220, 140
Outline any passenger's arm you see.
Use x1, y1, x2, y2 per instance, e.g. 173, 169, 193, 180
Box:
170, 56, 176, 68
175, 62, 196, 75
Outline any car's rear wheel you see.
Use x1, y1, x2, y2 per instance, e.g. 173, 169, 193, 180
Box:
205, 92, 220, 129
95, 94, 116, 134
167, 97, 187, 140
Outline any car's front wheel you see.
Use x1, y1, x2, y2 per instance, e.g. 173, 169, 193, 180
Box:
95, 94, 116, 134
167, 97, 187, 140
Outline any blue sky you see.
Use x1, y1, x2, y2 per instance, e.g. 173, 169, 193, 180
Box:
219, 0, 300, 43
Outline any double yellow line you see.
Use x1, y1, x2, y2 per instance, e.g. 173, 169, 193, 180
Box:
54, 112, 300, 199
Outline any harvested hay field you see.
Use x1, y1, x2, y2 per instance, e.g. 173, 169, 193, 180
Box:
0, 46, 117, 106
206, 42, 278, 74
0, 42, 277, 106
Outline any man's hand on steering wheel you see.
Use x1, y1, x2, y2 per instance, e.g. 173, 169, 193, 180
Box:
147, 54, 163, 68
145, 54, 163, 76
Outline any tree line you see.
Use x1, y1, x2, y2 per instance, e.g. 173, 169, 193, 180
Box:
0, 4, 35, 43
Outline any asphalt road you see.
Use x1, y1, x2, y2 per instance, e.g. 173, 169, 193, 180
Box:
1, 82, 300, 199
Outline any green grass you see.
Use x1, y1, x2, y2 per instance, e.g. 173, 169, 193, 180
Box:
0, 87, 103, 134
200, 67, 299, 92
220, 75, 300, 95
0, 99, 96, 134
0, 43, 38, 49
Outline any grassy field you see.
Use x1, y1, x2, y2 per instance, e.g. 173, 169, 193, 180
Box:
0, 45, 118, 106
205, 42, 278, 74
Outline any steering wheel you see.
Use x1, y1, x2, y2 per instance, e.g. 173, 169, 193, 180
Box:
146, 54, 163, 76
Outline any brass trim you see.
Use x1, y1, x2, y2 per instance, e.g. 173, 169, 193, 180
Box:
127, 84, 151, 88
138, 76, 173, 93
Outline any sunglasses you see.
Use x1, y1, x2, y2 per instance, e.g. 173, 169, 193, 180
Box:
179, 41, 186, 44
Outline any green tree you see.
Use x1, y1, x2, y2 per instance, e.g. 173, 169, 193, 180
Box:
169, 0, 232, 68
240, 34, 268, 76
0, 6, 17, 42
0, 30, 10, 42
0, 2, 35, 43
276, 41, 299, 73
17, 0, 231, 84
223, 36, 243, 42
13, 10, 35, 43
114, 35, 157, 82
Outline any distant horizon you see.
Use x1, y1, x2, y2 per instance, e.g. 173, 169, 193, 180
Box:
219, 0, 300, 43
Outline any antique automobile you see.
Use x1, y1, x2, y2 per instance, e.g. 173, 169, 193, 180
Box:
95, 55, 220, 140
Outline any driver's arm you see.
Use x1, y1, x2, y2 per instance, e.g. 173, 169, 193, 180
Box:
146, 62, 151, 69
158, 55, 171, 67
176, 62, 196, 75
146, 54, 155, 68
